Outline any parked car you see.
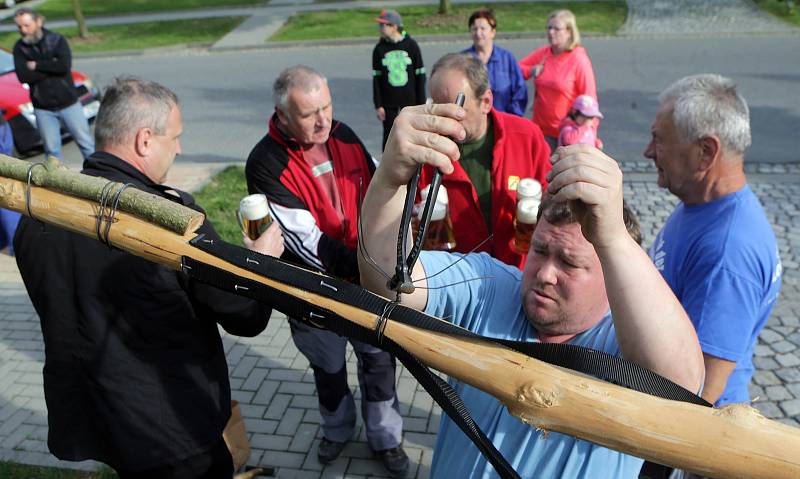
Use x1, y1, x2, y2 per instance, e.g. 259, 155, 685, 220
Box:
0, 47, 101, 156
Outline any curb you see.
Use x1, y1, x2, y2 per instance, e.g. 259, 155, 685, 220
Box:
72, 27, 800, 59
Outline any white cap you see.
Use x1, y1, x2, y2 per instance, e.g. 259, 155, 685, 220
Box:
517, 178, 542, 200
516, 198, 540, 224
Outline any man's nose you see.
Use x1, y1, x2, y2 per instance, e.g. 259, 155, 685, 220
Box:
643, 141, 655, 160
534, 258, 558, 285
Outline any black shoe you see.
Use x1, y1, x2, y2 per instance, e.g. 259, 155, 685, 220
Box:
375, 446, 410, 477
317, 437, 346, 464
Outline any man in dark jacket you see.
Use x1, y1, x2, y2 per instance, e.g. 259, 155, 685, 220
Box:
245, 65, 409, 477
372, 9, 426, 151
12, 8, 94, 160
418, 53, 551, 270
14, 77, 285, 479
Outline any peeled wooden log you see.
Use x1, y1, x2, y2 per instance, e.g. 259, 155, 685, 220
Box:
1, 171, 799, 479
0, 154, 203, 235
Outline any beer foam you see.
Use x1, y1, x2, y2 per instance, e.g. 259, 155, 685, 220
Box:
517, 178, 542, 200
420, 184, 449, 204
239, 194, 269, 220
517, 198, 540, 224
431, 200, 447, 221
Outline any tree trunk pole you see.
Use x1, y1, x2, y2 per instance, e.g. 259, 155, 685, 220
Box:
0, 154, 204, 235
438, 0, 451, 15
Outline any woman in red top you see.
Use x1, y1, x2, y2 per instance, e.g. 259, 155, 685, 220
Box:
518, 9, 598, 150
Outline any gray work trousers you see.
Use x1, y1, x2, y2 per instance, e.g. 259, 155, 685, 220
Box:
289, 318, 403, 451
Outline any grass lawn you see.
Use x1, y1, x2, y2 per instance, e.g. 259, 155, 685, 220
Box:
193, 165, 249, 244
752, 0, 800, 27
0, 17, 246, 53
23, 0, 266, 20
270, 1, 627, 41
0, 461, 117, 479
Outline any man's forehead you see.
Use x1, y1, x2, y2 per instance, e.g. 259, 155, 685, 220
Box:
533, 220, 593, 253
430, 70, 470, 99
15, 14, 37, 24
288, 83, 329, 108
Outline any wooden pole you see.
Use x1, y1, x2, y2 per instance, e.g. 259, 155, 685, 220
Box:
0, 155, 204, 235
1, 174, 800, 478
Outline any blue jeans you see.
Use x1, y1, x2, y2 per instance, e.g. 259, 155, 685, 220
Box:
34, 101, 95, 160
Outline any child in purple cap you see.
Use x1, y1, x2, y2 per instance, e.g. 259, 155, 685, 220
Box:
557, 94, 604, 149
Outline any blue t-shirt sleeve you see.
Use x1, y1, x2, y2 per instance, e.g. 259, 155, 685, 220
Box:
682, 264, 765, 362
421, 251, 521, 334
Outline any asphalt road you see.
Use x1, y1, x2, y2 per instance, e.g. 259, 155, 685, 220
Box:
52, 34, 800, 169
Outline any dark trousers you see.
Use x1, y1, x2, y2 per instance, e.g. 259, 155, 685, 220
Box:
381, 106, 401, 151
115, 437, 233, 479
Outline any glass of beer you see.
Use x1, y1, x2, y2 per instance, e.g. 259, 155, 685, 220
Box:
419, 185, 457, 251
513, 198, 539, 254
236, 194, 272, 240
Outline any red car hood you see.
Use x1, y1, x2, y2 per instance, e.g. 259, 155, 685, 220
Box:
0, 71, 30, 117
1, 70, 86, 120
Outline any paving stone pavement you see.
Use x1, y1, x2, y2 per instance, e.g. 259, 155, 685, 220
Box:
2, 164, 800, 477
621, 0, 798, 35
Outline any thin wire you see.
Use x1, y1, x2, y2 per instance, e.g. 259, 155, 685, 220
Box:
412, 275, 496, 290
102, 183, 133, 247
25, 162, 46, 224
96, 181, 116, 245
95, 182, 133, 248
375, 299, 399, 344
413, 234, 494, 283
356, 179, 393, 282
357, 186, 497, 289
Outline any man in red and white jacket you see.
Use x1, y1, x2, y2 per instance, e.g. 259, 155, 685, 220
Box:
245, 65, 409, 477
419, 53, 551, 269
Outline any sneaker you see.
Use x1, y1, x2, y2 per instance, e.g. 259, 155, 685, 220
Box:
317, 437, 346, 464
375, 446, 410, 477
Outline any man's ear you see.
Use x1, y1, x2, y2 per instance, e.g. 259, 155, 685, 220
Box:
275, 106, 288, 127
134, 127, 151, 157
697, 135, 721, 171
480, 89, 493, 114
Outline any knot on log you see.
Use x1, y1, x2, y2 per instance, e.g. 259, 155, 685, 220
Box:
713, 403, 766, 425
516, 383, 559, 408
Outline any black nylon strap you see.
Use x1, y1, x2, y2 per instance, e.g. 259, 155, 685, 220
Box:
183, 239, 521, 478
184, 236, 710, 477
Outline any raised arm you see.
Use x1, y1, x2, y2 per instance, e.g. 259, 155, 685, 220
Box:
358, 103, 466, 309
545, 144, 704, 392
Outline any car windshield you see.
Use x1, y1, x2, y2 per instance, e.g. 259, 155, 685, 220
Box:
0, 50, 14, 75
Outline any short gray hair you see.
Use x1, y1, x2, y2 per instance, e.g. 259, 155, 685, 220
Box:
14, 8, 44, 22
430, 53, 490, 98
537, 195, 642, 246
659, 74, 751, 154
272, 65, 327, 113
95, 77, 179, 150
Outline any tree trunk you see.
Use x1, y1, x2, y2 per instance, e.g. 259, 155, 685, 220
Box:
438, 0, 451, 15
0, 154, 204, 235
2, 165, 800, 478
71, 0, 89, 38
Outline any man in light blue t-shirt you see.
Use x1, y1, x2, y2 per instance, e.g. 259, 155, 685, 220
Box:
644, 74, 782, 408
359, 103, 704, 478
